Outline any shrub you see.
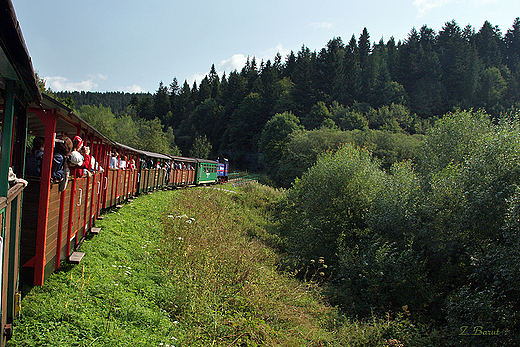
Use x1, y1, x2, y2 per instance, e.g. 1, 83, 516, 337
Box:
275, 143, 385, 267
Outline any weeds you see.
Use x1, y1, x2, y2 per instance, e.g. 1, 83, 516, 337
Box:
9, 185, 438, 346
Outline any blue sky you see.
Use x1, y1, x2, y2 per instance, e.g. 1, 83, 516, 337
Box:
12, 0, 520, 93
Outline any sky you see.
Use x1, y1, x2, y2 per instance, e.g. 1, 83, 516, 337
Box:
11, 0, 520, 94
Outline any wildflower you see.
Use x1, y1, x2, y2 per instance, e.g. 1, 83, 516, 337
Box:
178, 237, 183, 240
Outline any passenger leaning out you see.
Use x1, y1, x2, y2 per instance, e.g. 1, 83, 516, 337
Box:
68, 136, 90, 178
52, 135, 73, 191
80, 146, 92, 176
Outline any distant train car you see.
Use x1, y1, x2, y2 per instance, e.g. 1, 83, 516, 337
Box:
195, 159, 219, 185
169, 156, 197, 187
138, 150, 170, 193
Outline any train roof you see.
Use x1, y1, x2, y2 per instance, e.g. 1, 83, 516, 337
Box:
27, 94, 113, 144
138, 149, 171, 160
168, 155, 198, 163
196, 158, 218, 164
114, 142, 172, 160
114, 141, 142, 154
0, 0, 41, 104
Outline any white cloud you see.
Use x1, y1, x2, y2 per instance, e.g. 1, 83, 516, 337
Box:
413, 0, 451, 16
413, 0, 501, 16
472, 0, 499, 4
44, 76, 98, 91
260, 43, 292, 61
124, 84, 146, 93
187, 47, 292, 85
187, 72, 208, 85
217, 54, 249, 74
187, 54, 249, 85
310, 21, 333, 29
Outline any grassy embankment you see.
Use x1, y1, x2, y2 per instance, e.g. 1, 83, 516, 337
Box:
8, 183, 422, 346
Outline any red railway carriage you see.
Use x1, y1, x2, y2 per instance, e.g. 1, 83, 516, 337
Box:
138, 150, 170, 193
168, 156, 197, 187
21, 95, 114, 287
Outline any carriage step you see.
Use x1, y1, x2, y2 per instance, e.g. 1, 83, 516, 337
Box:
91, 227, 101, 234
68, 251, 85, 264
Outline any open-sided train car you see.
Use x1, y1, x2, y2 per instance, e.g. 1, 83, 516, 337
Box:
138, 150, 170, 193
104, 142, 140, 208
0, 0, 42, 343
21, 94, 115, 287
168, 155, 197, 187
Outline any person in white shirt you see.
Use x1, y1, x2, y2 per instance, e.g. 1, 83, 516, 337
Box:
119, 155, 127, 170
109, 149, 119, 169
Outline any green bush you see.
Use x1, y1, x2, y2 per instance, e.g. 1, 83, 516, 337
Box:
275, 143, 385, 267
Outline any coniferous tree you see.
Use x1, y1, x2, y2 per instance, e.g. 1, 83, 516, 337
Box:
473, 21, 504, 68
290, 46, 317, 118
138, 94, 154, 120
505, 18, 520, 75
437, 20, 475, 109
153, 81, 170, 122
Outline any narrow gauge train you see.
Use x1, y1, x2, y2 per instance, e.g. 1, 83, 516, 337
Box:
0, 1, 228, 345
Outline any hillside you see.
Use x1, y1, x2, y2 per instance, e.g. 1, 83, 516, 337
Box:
51, 19, 520, 174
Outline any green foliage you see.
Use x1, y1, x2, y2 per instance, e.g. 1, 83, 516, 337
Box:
419, 109, 493, 177
78, 104, 117, 139
188, 134, 212, 159
276, 143, 385, 265
275, 127, 355, 187
273, 109, 520, 344
259, 111, 303, 177
77, 105, 180, 155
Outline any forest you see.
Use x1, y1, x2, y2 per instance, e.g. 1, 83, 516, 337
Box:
52, 19, 520, 182
44, 18, 520, 343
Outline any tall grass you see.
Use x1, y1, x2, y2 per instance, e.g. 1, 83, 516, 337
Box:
8, 184, 437, 346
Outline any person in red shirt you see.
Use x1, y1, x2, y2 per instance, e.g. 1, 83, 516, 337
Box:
69, 136, 90, 178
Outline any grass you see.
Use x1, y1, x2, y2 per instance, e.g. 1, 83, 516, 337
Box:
8, 183, 434, 346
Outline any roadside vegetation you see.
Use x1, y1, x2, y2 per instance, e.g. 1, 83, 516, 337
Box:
274, 109, 520, 346
8, 185, 430, 346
